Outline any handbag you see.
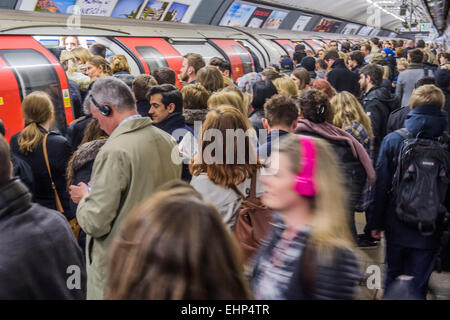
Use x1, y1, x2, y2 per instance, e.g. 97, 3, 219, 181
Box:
43, 134, 81, 239
231, 173, 273, 263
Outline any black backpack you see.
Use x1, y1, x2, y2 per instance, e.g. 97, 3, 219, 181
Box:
391, 128, 450, 235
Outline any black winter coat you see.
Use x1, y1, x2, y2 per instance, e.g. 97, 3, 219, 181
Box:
10, 127, 73, 220
327, 59, 360, 96
0, 179, 86, 299
68, 139, 107, 250
66, 115, 92, 152
68, 80, 83, 119
361, 86, 398, 161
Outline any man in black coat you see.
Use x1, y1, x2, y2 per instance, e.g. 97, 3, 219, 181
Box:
359, 64, 398, 162
325, 50, 359, 96
0, 135, 86, 299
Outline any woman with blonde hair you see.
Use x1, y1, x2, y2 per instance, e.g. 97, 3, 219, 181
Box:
331, 91, 375, 159
110, 54, 135, 88
106, 188, 251, 299
71, 47, 92, 74
196, 66, 225, 93
208, 90, 249, 117
190, 105, 263, 230
9, 91, 72, 220
60, 51, 91, 90
251, 134, 361, 299
274, 76, 299, 98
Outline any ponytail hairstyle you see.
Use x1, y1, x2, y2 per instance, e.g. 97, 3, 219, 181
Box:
87, 56, 112, 76
18, 91, 54, 154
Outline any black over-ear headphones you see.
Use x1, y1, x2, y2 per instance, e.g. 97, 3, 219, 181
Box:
90, 95, 112, 117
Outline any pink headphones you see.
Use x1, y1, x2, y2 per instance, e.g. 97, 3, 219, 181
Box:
293, 136, 318, 197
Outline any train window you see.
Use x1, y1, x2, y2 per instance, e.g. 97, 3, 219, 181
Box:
135, 46, 169, 74
171, 42, 224, 65
238, 40, 266, 68
0, 49, 67, 134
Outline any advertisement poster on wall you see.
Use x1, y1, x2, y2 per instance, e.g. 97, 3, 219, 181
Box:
111, 0, 146, 18
245, 7, 272, 28
139, 0, 201, 23
358, 26, 374, 35
313, 18, 343, 33
20, 0, 77, 14
219, 3, 256, 27
262, 10, 288, 29
75, 0, 118, 16
291, 15, 312, 31
163, 2, 189, 22
140, 0, 170, 20
341, 23, 361, 35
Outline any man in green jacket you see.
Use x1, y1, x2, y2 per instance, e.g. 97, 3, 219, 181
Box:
69, 77, 182, 299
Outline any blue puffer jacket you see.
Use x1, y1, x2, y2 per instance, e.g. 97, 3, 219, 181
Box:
367, 104, 449, 250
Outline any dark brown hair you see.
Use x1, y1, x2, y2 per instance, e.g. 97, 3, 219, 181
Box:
264, 94, 299, 127
408, 49, 424, 64
153, 67, 176, 86
132, 74, 158, 101
181, 83, 210, 110
66, 118, 108, 188
298, 89, 333, 124
184, 53, 206, 74
291, 68, 311, 90
106, 189, 251, 300
196, 66, 225, 93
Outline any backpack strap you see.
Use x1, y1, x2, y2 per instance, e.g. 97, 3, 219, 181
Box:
230, 184, 246, 200
43, 134, 64, 213
230, 172, 258, 200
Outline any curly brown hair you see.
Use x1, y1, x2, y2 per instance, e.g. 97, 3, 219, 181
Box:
298, 89, 333, 124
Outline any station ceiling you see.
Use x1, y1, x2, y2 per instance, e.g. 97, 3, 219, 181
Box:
257, 0, 433, 31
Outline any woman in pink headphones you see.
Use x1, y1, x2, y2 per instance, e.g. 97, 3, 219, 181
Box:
251, 134, 361, 300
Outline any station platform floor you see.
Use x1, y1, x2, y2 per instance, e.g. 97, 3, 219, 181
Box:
354, 212, 450, 300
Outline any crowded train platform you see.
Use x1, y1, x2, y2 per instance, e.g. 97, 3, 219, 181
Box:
0, 0, 449, 304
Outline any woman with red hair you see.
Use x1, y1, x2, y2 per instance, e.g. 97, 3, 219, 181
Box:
312, 78, 336, 100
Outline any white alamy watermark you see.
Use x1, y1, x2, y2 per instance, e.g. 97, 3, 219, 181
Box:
67, 5, 81, 31
66, 265, 82, 290
366, 6, 382, 30
366, 265, 382, 290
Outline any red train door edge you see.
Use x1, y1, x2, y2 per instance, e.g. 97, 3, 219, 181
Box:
210, 39, 254, 82
0, 35, 73, 139
115, 37, 183, 87
0, 56, 22, 142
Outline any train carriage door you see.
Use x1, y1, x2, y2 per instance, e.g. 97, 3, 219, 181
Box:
0, 36, 72, 140
273, 39, 296, 57
0, 56, 22, 142
209, 39, 255, 82
115, 37, 183, 86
